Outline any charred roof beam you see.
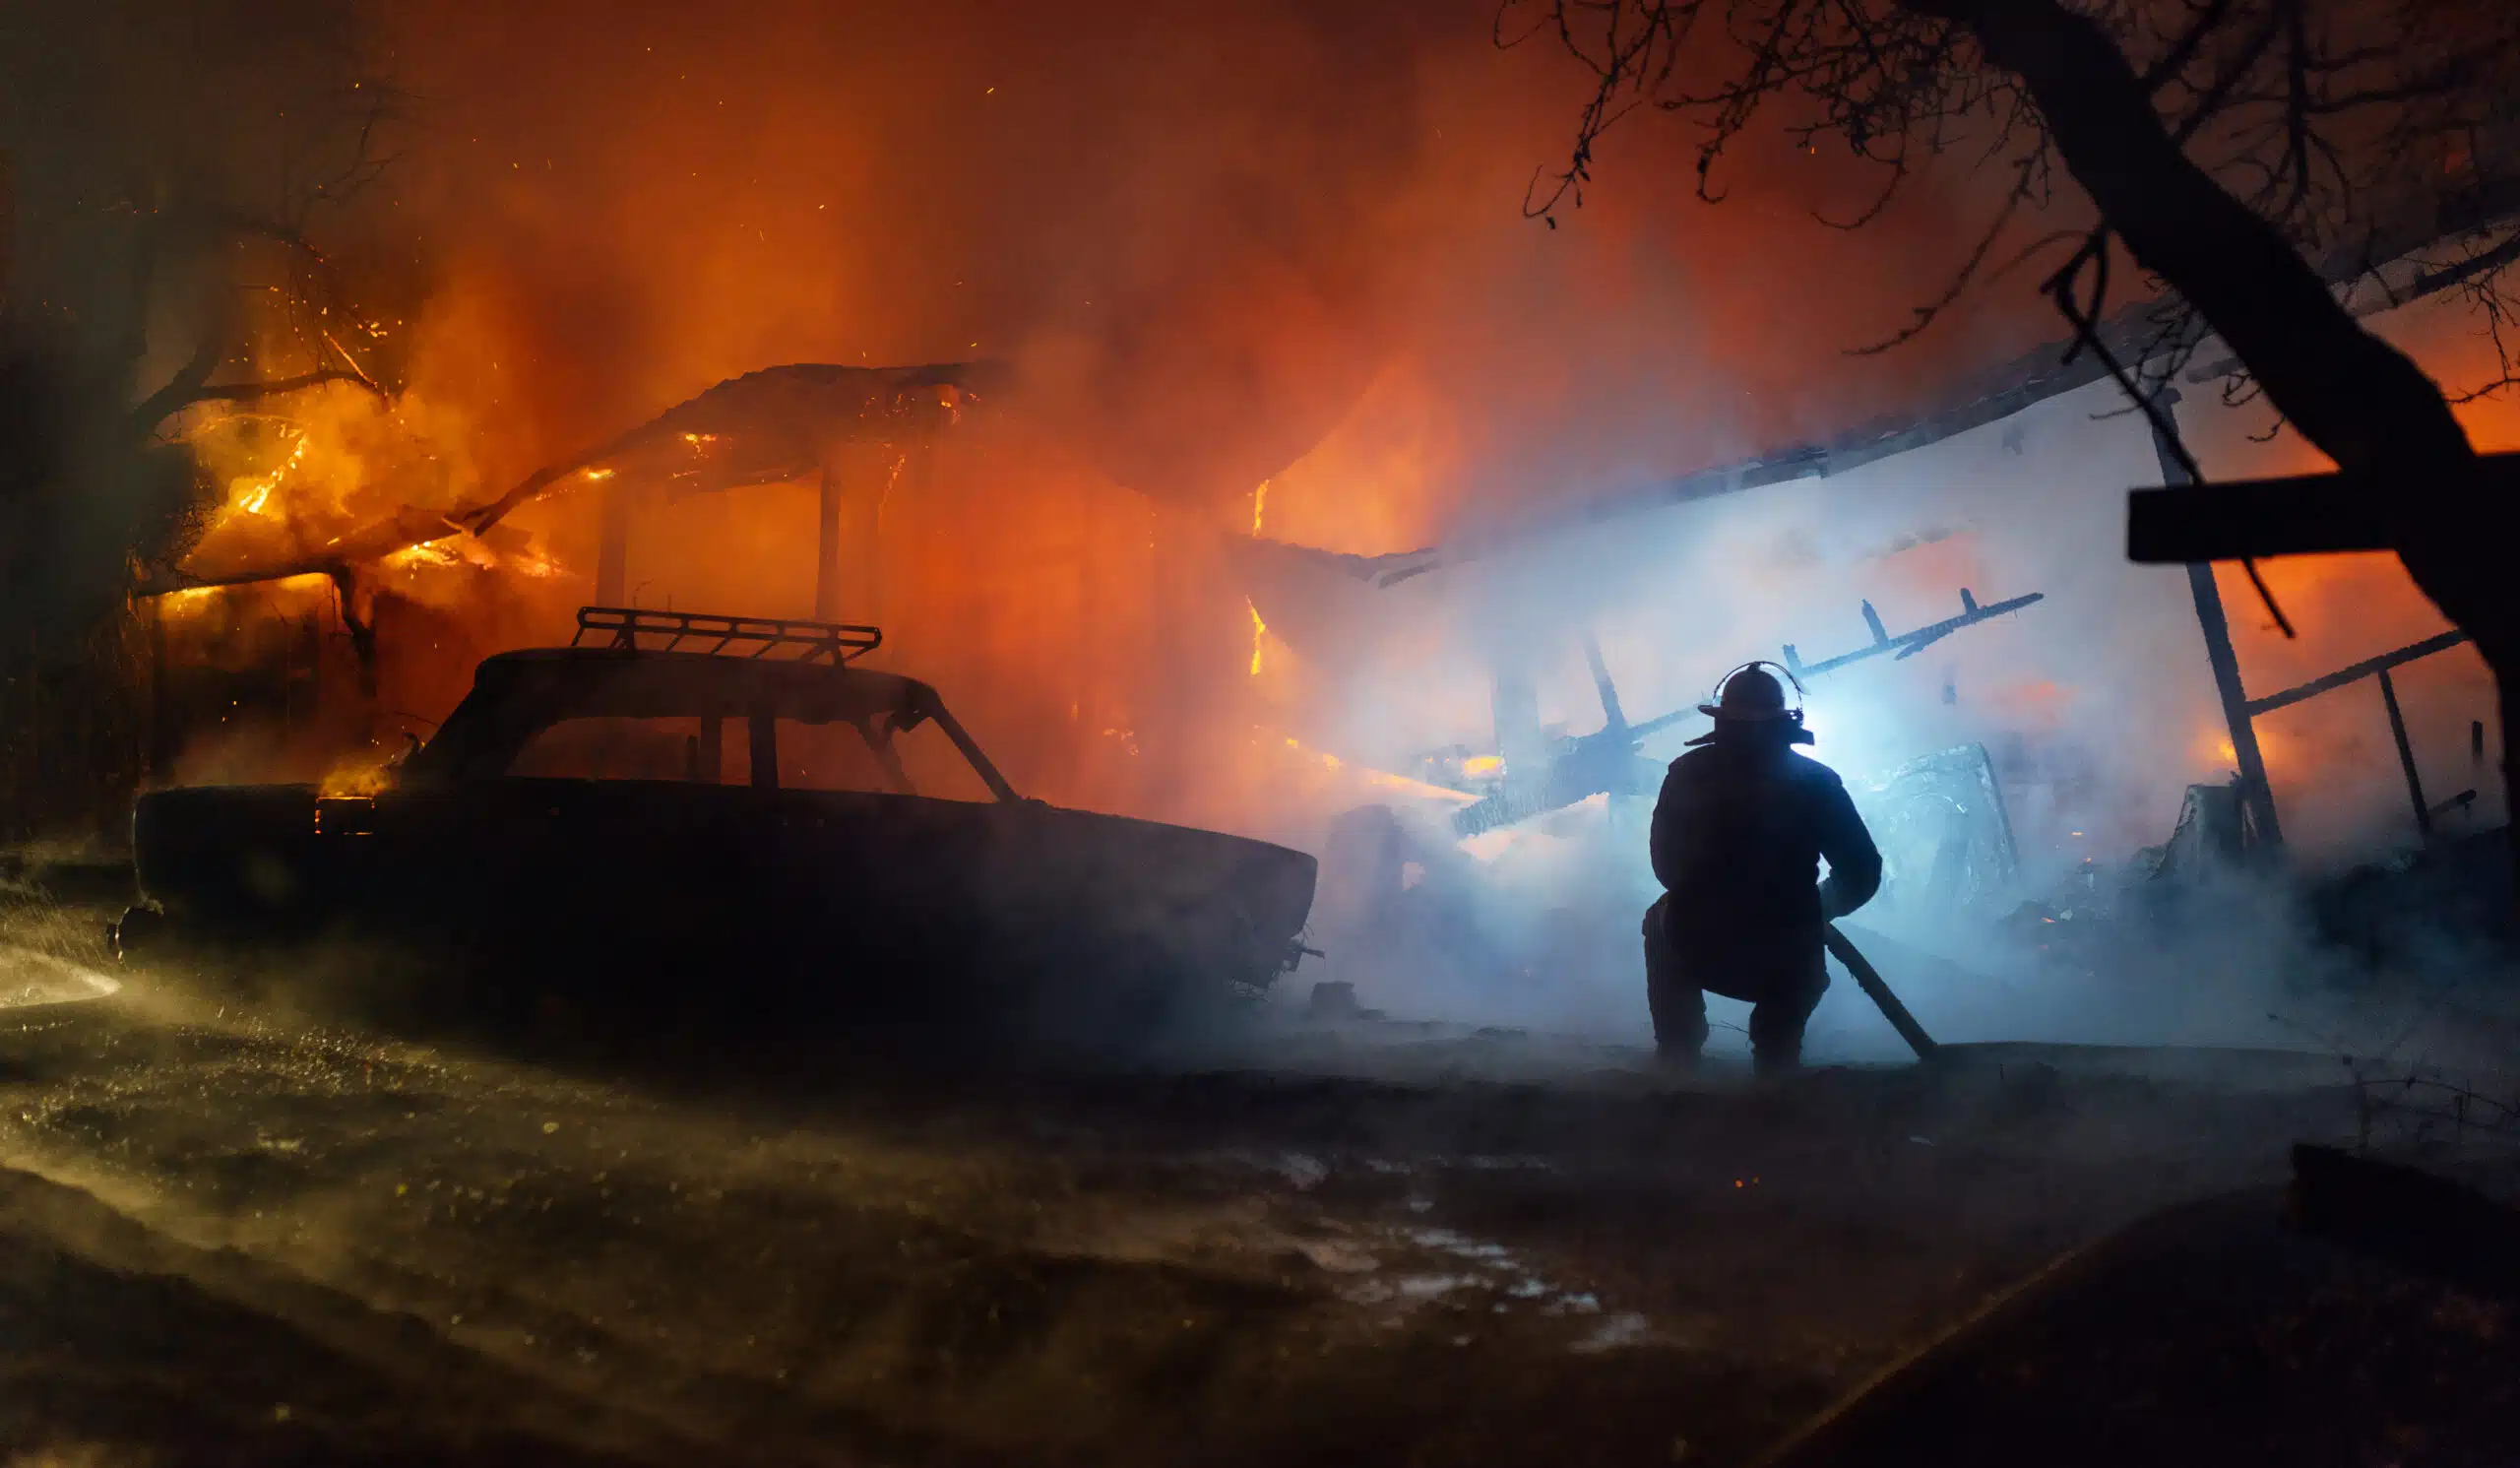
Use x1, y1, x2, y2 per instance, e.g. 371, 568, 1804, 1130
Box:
1781, 589, 2048, 681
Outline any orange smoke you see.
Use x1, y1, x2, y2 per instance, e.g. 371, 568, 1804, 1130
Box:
147, 2, 2030, 838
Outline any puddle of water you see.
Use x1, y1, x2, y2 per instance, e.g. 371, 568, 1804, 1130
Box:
1292, 1239, 1380, 1273
1395, 1273, 1477, 1302
1570, 1312, 1655, 1353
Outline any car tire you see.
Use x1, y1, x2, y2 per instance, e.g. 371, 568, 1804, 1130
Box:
111, 905, 169, 964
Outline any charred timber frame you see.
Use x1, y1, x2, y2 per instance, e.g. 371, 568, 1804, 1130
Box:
2377, 668, 2431, 843
2243, 631, 2474, 844
2149, 391, 2282, 851
2133, 458, 2488, 847
2241, 630, 2474, 719
597, 477, 631, 606
816, 461, 844, 622
1779, 588, 2046, 681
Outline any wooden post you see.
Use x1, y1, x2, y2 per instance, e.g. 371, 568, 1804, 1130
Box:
1491, 668, 1543, 773
2150, 392, 2284, 851
2376, 668, 2432, 842
145, 595, 173, 782
748, 703, 778, 791
697, 710, 723, 786
815, 460, 843, 621
865, 446, 913, 632
597, 478, 630, 606
292, 610, 319, 736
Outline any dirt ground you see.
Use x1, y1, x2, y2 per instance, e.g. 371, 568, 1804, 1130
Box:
1, 891, 2507, 1468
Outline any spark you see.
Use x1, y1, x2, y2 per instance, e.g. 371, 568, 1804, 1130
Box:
317, 329, 377, 389
584, 467, 616, 481
1248, 600, 1268, 676
382, 542, 463, 570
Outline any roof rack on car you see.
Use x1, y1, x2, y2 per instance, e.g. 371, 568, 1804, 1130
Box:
572, 606, 883, 665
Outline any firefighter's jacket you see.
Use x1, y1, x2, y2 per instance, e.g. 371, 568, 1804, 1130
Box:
1649, 734, 1882, 958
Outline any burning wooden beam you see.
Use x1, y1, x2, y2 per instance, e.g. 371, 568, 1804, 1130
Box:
137, 359, 1005, 604
463, 358, 1005, 536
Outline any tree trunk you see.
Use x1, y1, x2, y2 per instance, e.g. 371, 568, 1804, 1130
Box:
1913, 1, 2474, 481
1913, 0, 2517, 887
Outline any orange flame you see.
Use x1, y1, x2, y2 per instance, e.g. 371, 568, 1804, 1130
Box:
317, 754, 399, 798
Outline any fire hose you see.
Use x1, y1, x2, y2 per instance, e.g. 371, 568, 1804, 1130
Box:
1823, 924, 1939, 1062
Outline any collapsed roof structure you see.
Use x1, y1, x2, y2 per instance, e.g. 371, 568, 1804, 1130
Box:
152, 359, 1011, 602
1223, 200, 2519, 856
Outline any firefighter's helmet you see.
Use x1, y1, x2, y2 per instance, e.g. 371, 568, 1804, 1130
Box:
1689, 662, 1813, 744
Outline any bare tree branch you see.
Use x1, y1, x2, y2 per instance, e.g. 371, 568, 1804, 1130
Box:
125, 323, 230, 437
164, 369, 386, 412
1505, 0, 2520, 400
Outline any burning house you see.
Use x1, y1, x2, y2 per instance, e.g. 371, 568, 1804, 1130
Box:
122, 270, 2518, 1041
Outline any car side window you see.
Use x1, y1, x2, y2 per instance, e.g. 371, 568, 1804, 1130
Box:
758, 719, 987, 801
507, 716, 754, 785
503, 713, 989, 800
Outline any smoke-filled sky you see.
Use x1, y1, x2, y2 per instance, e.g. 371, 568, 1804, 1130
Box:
360, 0, 2057, 535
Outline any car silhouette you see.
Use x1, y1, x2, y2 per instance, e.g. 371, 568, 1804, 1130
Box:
118, 606, 1318, 1055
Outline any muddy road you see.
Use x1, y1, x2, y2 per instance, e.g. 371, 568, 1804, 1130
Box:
0, 898, 2395, 1467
